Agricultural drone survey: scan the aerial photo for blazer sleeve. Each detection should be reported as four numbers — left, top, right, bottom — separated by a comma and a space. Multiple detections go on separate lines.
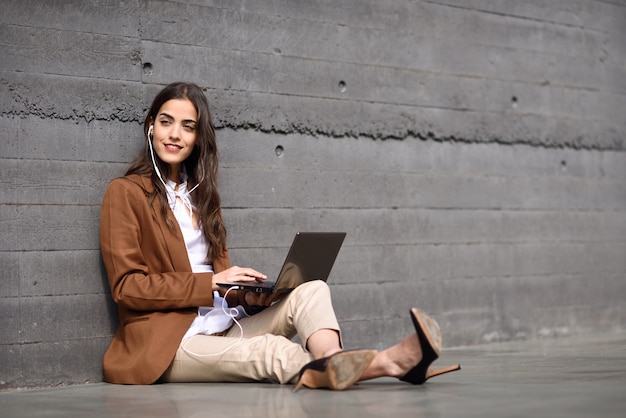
100, 177, 215, 311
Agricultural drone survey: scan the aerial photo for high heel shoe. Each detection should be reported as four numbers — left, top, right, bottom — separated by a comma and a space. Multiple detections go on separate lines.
400, 308, 461, 384
294, 349, 377, 391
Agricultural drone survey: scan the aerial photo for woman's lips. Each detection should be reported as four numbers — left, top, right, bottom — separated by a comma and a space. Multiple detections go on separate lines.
164, 144, 183, 152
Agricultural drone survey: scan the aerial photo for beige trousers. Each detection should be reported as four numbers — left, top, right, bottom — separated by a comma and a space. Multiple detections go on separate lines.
160, 280, 342, 384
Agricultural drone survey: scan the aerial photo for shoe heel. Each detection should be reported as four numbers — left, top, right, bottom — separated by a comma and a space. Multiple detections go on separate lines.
425, 364, 461, 382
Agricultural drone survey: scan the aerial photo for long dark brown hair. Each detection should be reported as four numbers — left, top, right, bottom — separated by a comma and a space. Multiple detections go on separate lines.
126, 82, 227, 259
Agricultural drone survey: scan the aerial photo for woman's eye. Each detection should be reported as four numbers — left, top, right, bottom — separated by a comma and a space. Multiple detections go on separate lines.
159, 120, 170, 126
184, 125, 196, 131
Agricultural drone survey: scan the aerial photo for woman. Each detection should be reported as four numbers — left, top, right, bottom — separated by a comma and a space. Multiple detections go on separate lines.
99, 81, 460, 389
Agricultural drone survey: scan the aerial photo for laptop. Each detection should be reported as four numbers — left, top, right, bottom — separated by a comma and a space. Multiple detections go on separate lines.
217, 232, 346, 294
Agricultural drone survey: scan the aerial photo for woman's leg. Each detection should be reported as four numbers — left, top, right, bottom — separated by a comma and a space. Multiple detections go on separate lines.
161, 280, 343, 384
232, 280, 343, 358
161, 333, 312, 384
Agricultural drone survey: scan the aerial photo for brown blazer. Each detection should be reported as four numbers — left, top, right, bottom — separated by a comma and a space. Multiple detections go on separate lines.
100, 174, 244, 384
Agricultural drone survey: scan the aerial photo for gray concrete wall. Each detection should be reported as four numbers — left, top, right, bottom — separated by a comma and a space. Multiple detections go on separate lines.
1, 0, 624, 389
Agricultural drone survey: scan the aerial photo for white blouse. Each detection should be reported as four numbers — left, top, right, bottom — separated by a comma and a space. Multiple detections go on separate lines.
163, 177, 247, 341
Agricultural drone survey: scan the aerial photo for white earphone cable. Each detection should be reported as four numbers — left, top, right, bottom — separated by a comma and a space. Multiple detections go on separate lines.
147, 125, 200, 211
180, 286, 244, 358
149, 125, 236, 358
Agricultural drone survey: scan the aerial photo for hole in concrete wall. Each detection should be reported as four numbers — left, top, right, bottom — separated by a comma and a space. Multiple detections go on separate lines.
275, 145, 284, 157
561, 160, 567, 172
143, 62, 154, 76
338, 80, 347, 93
511, 96, 518, 108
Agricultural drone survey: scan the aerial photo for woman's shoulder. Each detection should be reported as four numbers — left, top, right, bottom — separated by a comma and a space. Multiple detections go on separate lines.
107, 174, 154, 194
101, 174, 160, 219
102, 174, 157, 212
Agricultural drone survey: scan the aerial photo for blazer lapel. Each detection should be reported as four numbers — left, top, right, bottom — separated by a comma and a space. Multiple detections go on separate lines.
138, 175, 193, 273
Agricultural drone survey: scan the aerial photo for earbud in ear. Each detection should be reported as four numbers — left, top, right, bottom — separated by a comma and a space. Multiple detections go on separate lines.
147, 125, 154, 138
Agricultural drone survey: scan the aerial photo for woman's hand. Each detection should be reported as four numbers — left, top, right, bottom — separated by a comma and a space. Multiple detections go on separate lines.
211, 266, 282, 314
211, 266, 267, 290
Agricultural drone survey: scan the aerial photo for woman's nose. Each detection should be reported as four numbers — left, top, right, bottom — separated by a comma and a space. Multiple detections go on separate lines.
169, 124, 182, 140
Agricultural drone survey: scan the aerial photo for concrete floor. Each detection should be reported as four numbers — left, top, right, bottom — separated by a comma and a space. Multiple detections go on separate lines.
1, 332, 625, 418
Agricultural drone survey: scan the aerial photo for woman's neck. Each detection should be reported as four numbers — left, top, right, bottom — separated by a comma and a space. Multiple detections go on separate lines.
168, 164, 181, 184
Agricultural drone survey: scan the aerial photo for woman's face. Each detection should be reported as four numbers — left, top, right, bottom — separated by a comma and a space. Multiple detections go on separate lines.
151, 98, 198, 181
